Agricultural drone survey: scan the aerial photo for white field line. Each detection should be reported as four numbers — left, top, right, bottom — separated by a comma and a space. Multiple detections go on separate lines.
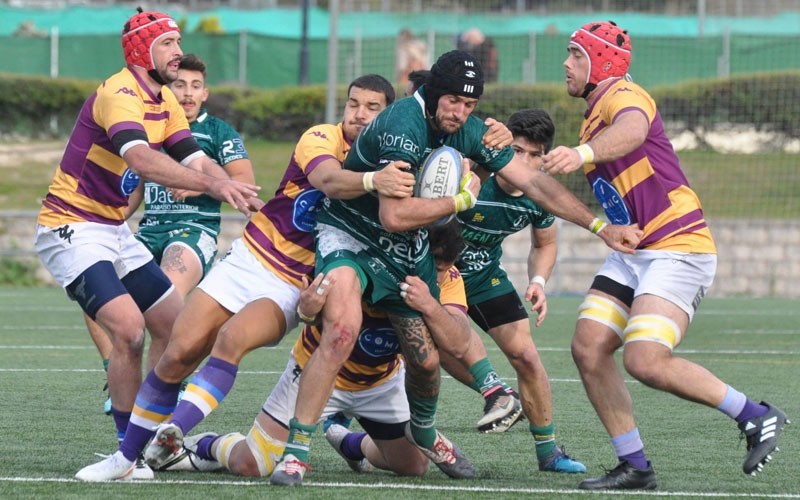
0, 476, 799, 497
1, 345, 798, 356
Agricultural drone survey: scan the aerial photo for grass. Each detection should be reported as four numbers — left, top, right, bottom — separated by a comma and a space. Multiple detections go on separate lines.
2, 140, 799, 218
0, 287, 798, 499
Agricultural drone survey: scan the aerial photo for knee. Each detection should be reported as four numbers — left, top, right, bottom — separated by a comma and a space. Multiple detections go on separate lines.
158, 334, 211, 375
506, 344, 542, 373
406, 351, 440, 375
214, 325, 245, 362
570, 334, 606, 373
228, 450, 262, 478
110, 321, 146, 354
397, 458, 429, 477
570, 335, 590, 368
622, 348, 664, 387
319, 321, 359, 362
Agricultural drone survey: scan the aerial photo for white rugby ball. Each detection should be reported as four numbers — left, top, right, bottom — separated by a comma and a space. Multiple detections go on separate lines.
414, 146, 463, 225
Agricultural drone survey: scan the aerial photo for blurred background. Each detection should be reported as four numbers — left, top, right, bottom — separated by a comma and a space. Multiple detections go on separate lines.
1, 0, 798, 297
3, 1, 800, 89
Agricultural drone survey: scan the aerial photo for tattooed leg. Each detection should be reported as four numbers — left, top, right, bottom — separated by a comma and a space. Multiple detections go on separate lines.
390, 315, 440, 447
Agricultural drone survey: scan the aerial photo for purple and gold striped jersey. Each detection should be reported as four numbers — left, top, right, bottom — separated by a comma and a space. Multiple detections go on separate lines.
580, 78, 716, 254
292, 265, 468, 392
242, 123, 350, 288
38, 67, 193, 227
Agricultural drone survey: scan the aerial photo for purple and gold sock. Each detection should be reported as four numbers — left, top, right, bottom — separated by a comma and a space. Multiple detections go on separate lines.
170, 357, 238, 434
120, 370, 181, 461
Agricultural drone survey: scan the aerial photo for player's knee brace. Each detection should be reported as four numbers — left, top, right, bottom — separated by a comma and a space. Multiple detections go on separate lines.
578, 294, 630, 341
622, 314, 682, 350
121, 259, 174, 313
246, 419, 286, 477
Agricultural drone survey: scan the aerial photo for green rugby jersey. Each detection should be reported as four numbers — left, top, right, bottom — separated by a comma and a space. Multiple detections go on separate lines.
456, 174, 554, 280
318, 89, 514, 270
139, 109, 249, 237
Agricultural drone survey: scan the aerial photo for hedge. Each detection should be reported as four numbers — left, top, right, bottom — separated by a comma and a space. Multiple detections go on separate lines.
2, 71, 799, 144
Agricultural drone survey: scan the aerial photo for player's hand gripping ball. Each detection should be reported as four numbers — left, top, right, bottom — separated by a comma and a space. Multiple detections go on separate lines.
414, 145, 463, 226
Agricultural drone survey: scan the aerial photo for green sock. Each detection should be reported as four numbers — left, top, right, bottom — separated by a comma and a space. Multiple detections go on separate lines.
407, 394, 438, 448
530, 423, 557, 461
102, 358, 109, 372
467, 358, 505, 396
282, 418, 318, 464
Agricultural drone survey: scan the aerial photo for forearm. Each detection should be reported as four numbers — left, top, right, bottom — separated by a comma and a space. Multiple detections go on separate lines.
380, 196, 455, 233
318, 169, 372, 199
125, 146, 213, 193
524, 174, 595, 229
581, 112, 648, 163
528, 244, 557, 281
124, 183, 144, 220
226, 159, 256, 185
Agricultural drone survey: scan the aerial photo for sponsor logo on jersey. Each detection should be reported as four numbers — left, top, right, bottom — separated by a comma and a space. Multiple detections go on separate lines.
358, 326, 400, 357
120, 168, 141, 196
115, 87, 138, 97
592, 177, 632, 225
377, 131, 420, 156
292, 188, 325, 232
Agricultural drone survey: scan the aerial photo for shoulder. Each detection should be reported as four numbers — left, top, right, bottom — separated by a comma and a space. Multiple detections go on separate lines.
202, 112, 241, 135
453, 115, 490, 148
97, 68, 139, 99
607, 80, 654, 107
378, 97, 425, 128
298, 123, 342, 144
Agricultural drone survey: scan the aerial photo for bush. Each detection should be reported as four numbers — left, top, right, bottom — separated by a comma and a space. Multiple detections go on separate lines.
0, 73, 97, 137
2, 71, 800, 144
0, 257, 44, 286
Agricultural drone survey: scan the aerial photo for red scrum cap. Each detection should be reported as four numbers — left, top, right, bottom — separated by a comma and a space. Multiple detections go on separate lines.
122, 7, 180, 72
569, 21, 631, 87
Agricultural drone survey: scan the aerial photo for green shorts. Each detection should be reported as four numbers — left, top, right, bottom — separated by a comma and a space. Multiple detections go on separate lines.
462, 259, 516, 305
135, 225, 218, 277
315, 247, 439, 318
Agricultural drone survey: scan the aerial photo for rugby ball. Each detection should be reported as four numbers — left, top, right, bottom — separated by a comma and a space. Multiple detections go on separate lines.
414, 146, 463, 225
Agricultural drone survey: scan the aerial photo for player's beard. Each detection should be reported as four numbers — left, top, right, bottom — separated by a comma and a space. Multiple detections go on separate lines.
157, 58, 181, 84
432, 114, 464, 135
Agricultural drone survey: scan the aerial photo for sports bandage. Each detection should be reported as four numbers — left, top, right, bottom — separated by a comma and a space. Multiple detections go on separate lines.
297, 304, 317, 324
575, 143, 595, 164
452, 172, 477, 212
247, 420, 287, 477
589, 217, 608, 235
362, 172, 376, 192
529, 275, 547, 288
213, 432, 246, 472
623, 314, 683, 350
578, 294, 630, 340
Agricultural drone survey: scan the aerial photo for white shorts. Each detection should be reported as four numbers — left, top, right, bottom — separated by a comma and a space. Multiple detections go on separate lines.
35, 222, 153, 287
598, 250, 717, 321
197, 238, 300, 333
263, 352, 409, 426
315, 223, 368, 259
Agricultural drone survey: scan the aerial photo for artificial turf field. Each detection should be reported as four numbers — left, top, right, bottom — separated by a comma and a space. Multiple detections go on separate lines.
0, 286, 797, 499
